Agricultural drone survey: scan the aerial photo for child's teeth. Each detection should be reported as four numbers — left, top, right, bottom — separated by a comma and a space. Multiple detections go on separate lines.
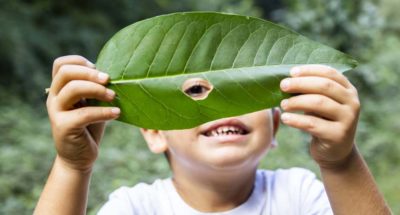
206, 125, 246, 137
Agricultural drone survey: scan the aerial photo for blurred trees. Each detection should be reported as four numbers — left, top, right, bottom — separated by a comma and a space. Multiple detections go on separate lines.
0, 0, 399, 214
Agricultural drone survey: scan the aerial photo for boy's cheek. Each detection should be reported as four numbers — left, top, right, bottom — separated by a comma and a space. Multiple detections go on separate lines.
162, 129, 200, 146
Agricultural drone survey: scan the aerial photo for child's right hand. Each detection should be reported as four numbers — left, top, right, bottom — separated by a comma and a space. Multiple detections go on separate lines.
46, 55, 120, 172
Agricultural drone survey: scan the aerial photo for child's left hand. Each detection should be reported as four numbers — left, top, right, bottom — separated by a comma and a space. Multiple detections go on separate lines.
279, 65, 360, 169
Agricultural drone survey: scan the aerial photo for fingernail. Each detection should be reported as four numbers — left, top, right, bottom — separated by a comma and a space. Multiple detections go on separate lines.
281, 113, 290, 122
290, 67, 300, 76
111, 107, 120, 115
86, 61, 96, 68
106, 89, 115, 99
280, 99, 288, 109
280, 79, 290, 91
98, 72, 109, 82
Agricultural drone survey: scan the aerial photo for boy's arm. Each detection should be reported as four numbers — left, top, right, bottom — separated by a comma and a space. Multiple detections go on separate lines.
34, 56, 120, 215
320, 146, 391, 215
279, 65, 391, 215
34, 156, 92, 215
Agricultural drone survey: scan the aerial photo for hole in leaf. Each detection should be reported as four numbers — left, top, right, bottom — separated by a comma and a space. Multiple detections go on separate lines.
182, 78, 213, 100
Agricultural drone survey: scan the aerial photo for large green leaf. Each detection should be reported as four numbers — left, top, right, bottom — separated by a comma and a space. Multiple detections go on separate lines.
96, 12, 357, 130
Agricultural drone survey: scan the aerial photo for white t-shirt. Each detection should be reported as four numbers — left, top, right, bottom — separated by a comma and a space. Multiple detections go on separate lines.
98, 168, 333, 215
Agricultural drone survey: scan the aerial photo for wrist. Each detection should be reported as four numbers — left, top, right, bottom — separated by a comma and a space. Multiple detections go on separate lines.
55, 156, 94, 176
317, 145, 358, 172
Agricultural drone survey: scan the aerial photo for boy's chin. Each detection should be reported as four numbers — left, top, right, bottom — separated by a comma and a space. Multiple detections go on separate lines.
202, 149, 265, 171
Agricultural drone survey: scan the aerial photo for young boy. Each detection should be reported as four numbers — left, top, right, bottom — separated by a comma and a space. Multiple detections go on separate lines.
34, 55, 391, 214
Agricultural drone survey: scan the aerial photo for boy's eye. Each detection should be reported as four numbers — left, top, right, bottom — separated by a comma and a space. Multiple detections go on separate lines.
181, 78, 213, 100
184, 84, 209, 97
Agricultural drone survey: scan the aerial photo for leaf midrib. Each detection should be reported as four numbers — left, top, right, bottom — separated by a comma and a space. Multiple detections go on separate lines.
109, 63, 350, 84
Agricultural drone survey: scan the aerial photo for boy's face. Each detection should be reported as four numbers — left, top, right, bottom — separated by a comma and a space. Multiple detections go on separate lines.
141, 109, 279, 172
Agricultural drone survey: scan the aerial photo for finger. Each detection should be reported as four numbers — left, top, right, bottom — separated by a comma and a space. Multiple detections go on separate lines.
280, 76, 350, 104
280, 94, 342, 120
52, 55, 95, 78
51, 65, 109, 95
64, 106, 120, 128
281, 112, 340, 140
290, 65, 352, 89
57, 80, 115, 110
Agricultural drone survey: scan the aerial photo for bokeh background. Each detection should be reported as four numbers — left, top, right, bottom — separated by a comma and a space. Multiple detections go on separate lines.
1, 0, 399, 214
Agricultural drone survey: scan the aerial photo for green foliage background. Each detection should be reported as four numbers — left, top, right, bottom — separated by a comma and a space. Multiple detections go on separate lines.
0, 0, 399, 214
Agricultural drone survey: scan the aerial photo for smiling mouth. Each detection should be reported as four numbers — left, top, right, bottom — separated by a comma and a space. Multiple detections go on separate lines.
202, 125, 249, 137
